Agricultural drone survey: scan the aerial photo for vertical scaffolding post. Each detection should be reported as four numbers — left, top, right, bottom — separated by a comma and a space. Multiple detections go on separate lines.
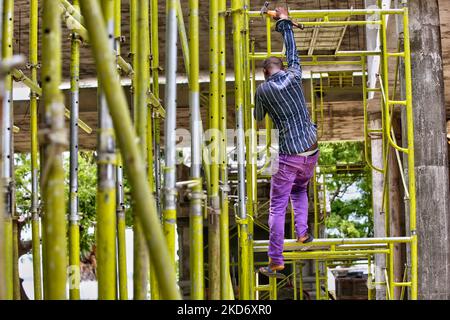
135, 0, 151, 300
1, 0, 13, 300
68, 0, 81, 301
0, 0, 5, 299
401, 6, 417, 300
243, 0, 256, 299
29, 0, 42, 301
188, 0, 204, 300
208, 0, 221, 300
79, 0, 181, 300
41, 0, 67, 300
97, 0, 117, 300
114, 0, 128, 301
176, 0, 190, 79
218, 0, 232, 300
150, 0, 161, 300
163, 0, 178, 268
232, 0, 249, 300
129, 0, 147, 300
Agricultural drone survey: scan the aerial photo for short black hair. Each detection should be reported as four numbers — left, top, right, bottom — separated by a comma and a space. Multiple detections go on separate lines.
262, 56, 283, 70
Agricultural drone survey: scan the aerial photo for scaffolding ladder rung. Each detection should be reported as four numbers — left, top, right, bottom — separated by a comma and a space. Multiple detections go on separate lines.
388, 100, 407, 106
393, 282, 412, 287
387, 52, 405, 58
255, 285, 272, 291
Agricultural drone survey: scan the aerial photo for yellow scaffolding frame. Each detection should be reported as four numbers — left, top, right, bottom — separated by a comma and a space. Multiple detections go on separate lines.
243, 3, 417, 300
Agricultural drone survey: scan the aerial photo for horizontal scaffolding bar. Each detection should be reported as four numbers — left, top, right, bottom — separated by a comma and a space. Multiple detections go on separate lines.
254, 237, 413, 253
283, 249, 389, 260
301, 20, 381, 27
11, 68, 93, 134
249, 9, 405, 19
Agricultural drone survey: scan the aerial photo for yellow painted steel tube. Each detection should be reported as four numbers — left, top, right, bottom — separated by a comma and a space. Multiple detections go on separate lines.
79, 0, 181, 299
176, 0, 190, 79
96, 0, 117, 300
254, 236, 412, 249
401, 7, 418, 300
232, 0, 250, 300
243, 0, 256, 299
113, 0, 128, 301
96, 187, 117, 299
29, 0, 42, 301
68, 223, 80, 299
60, 0, 84, 25
188, 0, 204, 300
362, 57, 384, 173
1, 0, 14, 299
380, 16, 408, 155
131, 0, 149, 300
249, 9, 405, 18
208, 0, 221, 300
10, 68, 92, 134
162, 0, 179, 277
2, 218, 13, 299
149, 0, 161, 301
218, 0, 232, 300
116, 194, 128, 300
0, 116, 4, 300
283, 249, 390, 260
41, 0, 68, 300
68, 0, 81, 301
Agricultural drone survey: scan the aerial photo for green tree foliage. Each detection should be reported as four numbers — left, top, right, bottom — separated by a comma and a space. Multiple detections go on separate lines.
318, 141, 373, 238
15, 151, 133, 257
64, 152, 97, 254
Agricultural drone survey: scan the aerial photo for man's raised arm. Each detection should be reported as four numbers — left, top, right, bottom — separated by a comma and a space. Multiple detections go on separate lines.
275, 18, 302, 77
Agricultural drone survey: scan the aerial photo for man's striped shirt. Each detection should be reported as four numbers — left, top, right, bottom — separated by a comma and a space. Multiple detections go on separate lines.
254, 19, 317, 155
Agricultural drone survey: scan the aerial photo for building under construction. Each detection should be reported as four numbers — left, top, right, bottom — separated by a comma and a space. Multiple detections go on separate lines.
0, 0, 449, 300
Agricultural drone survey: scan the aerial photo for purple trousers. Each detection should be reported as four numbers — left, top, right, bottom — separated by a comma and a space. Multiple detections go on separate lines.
268, 152, 319, 266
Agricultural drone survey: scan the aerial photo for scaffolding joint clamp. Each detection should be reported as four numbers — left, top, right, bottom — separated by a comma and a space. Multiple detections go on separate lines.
235, 215, 248, 225
26, 62, 41, 70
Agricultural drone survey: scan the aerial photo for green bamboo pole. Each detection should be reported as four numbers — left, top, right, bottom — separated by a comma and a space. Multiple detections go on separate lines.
135, 0, 151, 300
188, 0, 204, 300
96, 0, 117, 300
68, 0, 81, 300
29, 0, 42, 300
149, 0, 161, 300
208, 0, 221, 300
79, 0, 181, 300
114, 0, 128, 301
218, 0, 232, 300
163, 0, 178, 273
41, 0, 68, 300
231, 0, 250, 300
129, 0, 149, 300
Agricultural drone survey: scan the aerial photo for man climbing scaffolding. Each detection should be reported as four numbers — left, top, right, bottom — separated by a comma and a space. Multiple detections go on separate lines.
254, 6, 319, 277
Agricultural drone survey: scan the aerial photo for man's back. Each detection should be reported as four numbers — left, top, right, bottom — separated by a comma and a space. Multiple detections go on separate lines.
255, 19, 317, 155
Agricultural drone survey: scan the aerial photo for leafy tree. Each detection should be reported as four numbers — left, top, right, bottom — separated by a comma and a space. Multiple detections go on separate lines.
318, 141, 373, 238
15, 151, 134, 257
